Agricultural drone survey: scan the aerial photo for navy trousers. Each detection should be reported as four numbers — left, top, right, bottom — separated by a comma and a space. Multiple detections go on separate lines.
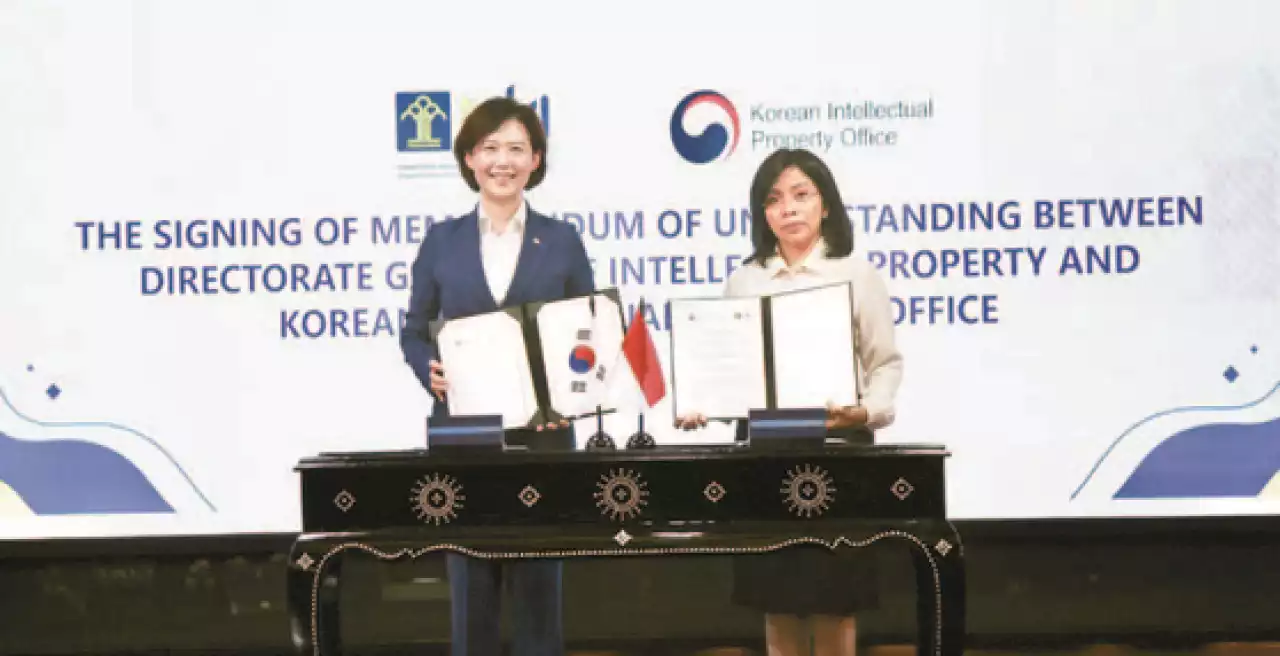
447, 553, 564, 656
448, 426, 569, 656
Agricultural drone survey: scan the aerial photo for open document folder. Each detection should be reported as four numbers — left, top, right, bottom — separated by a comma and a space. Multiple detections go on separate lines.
668, 281, 860, 420
429, 289, 626, 430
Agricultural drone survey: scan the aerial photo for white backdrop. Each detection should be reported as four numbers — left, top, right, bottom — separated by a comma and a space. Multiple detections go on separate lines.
2, 0, 1279, 538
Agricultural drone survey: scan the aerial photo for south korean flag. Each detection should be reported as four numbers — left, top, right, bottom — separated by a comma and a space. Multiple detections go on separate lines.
537, 293, 623, 419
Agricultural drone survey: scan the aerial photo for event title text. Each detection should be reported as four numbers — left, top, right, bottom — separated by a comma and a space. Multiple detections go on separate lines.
73, 195, 1204, 339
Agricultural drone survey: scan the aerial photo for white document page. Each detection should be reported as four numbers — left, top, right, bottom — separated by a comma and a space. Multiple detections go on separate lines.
437, 312, 540, 429
535, 293, 625, 418
769, 282, 859, 409
669, 297, 768, 419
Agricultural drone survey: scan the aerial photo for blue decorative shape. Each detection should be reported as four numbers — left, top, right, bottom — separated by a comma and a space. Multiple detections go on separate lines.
26, 365, 34, 372
0, 431, 174, 514
0, 386, 215, 512
1224, 366, 1239, 383
46, 384, 62, 399
1072, 380, 1280, 500
1252, 345, 1260, 354
1114, 417, 1280, 498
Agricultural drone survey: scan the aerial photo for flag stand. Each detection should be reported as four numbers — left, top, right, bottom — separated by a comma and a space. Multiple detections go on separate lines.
582, 292, 616, 451
585, 404, 616, 451
622, 295, 660, 450
626, 410, 656, 449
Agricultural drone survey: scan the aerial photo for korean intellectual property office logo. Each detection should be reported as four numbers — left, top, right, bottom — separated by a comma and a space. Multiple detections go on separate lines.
397, 91, 452, 152
669, 89, 740, 164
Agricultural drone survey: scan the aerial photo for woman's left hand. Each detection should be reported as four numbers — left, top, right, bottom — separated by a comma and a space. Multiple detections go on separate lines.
535, 419, 572, 431
825, 402, 869, 429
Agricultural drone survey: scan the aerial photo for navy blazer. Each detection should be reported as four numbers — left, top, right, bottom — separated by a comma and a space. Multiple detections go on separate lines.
399, 208, 595, 412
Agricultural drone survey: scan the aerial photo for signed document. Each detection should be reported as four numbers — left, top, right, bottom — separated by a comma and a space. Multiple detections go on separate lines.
667, 282, 859, 418
769, 282, 859, 409
429, 289, 627, 430
669, 296, 769, 419
436, 311, 541, 429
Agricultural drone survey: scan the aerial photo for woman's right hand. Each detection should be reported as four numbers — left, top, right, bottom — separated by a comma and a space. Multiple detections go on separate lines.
674, 412, 707, 431
429, 360, 449, 401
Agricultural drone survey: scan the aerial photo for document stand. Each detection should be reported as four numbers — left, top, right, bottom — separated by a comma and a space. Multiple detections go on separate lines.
425, 415, 505, 453
746, 408, 827, 450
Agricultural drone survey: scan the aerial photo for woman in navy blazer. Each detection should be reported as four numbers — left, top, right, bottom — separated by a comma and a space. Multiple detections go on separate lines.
400, 96, 593, 656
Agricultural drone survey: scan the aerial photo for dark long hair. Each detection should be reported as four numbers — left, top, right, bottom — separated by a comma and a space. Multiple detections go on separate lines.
745, 148, 853, 265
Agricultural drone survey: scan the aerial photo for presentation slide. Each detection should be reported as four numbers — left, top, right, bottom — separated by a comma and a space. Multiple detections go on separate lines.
2, 0, 1278, 538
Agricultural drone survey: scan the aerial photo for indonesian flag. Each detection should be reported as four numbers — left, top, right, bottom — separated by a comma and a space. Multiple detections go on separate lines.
609, 300, 667, 408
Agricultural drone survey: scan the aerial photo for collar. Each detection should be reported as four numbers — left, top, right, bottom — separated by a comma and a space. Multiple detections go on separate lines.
477, 200, 527, 236
763, 238, 833, 278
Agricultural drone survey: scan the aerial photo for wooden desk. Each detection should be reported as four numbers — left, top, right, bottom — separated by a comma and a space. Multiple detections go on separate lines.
286, 444, 964, 655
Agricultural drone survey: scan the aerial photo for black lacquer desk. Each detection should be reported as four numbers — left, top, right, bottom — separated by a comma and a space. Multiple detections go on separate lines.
286, 444, 964, 655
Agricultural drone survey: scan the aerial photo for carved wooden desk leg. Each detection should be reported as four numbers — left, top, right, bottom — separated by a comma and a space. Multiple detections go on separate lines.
288, 545, 346, 656
908, 527, 966, 656
287, 552, 313, 656
936, 529, 966, 656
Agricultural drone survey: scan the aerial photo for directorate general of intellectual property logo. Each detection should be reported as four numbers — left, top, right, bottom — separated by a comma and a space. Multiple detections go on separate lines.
397, 91, 453, 153
669, 89, 740, 165
395, 86, 550, 181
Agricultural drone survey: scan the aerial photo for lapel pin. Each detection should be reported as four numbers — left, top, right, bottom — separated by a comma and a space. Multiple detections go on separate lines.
533, 237, 541, 245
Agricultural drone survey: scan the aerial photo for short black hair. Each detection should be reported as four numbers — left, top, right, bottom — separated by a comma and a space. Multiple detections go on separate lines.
452, 96, 548, 192
745, 148, 854, 265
